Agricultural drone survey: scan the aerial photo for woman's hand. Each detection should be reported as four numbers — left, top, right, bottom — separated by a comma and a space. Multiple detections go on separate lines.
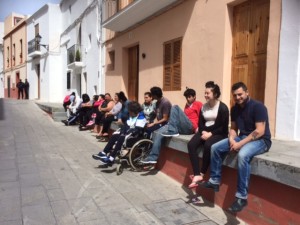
201, 131, 212, 140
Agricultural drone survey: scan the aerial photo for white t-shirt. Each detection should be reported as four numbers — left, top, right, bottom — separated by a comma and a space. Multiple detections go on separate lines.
202, 101, 220, 127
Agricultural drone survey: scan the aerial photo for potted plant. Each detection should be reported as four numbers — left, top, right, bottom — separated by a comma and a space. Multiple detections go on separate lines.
75, 49, 81, 61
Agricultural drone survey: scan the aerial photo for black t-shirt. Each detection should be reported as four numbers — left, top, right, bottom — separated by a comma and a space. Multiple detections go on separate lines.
231, 98, 272, 149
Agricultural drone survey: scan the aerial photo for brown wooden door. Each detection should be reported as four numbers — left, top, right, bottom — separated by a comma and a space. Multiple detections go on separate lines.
231, 0, 270, 103
128, 46, 139, 101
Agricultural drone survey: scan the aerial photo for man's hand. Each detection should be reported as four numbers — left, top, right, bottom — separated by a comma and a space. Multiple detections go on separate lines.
147, 122, 155, 128
230, 140, 242, 152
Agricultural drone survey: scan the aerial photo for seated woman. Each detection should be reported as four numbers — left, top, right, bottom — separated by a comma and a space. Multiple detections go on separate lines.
84, 94, 105, 129
92, 101, 147, 166
94, 93, 115, 138
97, 92, 124, 141
187, 81, 229, 188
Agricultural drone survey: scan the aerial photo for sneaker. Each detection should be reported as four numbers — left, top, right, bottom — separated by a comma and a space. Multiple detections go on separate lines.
100, 156, 114, 165
161, 130, 179, 137
140, 158, 157, 164
92, 152, 107, 160
200, 181, 220, 192
228, 198, 248, 213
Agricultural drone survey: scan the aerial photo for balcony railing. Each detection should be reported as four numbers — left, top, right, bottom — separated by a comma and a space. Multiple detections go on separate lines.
67, 44, 82, 65
103, 0, 135, 22
28, 38, 40, 54
102, 0, 181, 32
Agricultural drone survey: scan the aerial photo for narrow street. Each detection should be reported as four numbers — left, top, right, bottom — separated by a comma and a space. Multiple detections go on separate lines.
0, 99, 244, 225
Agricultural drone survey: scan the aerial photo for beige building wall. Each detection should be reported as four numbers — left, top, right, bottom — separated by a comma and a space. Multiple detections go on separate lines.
3, 13, 27, 98
104, 0, 281, 135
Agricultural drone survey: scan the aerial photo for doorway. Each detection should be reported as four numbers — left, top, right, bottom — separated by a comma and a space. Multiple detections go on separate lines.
128, 45, 139, 101
231, 0, 270, 103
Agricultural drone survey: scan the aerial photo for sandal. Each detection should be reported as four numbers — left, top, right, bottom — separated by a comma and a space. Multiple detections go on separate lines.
188, 175, 204, 189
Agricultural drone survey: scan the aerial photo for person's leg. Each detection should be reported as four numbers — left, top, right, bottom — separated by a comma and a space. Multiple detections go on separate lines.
109, 134, 126, 158
200, 135, 226, 175
236, 137, 268, 199
187, 132, 202, 175
142, 125, 167, 163
208, 138, 231, 185
102, 133, 119, 154
102, 115, 115, 135
166, 105, 193, 135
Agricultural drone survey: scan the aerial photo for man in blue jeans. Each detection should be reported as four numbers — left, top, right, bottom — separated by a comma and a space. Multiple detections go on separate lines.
201, 82, 271, 213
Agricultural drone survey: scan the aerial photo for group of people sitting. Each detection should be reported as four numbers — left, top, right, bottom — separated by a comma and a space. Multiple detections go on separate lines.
62, 81, 272, 213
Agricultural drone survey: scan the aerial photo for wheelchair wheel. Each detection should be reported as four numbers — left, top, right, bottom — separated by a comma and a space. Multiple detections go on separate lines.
129, 139, 153, 171
116, 164, 124, 175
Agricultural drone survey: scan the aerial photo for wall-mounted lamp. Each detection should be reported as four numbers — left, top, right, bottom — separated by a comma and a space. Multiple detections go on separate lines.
142, 53, 146, 59
35, 33, 49, 51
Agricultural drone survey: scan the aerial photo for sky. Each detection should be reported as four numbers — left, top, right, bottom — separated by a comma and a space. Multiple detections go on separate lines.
0, 0, 61, 22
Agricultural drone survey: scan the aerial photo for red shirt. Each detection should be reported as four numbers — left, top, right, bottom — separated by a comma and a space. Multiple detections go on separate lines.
184, 101, 202, 132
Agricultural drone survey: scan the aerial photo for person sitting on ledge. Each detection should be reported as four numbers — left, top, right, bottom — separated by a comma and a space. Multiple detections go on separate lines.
141, 88, 202, 164
187, 81, 229, 189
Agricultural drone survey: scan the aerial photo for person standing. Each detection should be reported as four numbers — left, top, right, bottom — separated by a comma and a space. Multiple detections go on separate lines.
201, 82, 271, 213
24, 79, 30, 99
187, 81, 229, 188
16, 79, 24, 99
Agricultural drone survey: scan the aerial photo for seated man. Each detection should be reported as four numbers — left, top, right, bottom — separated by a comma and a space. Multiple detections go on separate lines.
92, 101, 147, 166
141, 88, 202, 164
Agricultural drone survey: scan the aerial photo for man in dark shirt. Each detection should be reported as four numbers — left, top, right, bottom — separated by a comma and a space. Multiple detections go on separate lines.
141, 86, 172, 164
16, 79, 24, 99
201, 82, 271, 213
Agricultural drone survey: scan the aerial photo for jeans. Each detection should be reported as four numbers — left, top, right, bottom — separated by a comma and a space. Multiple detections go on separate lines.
168, 105, 193, 134
209, 135, 269, 199
146, 125, 168, 161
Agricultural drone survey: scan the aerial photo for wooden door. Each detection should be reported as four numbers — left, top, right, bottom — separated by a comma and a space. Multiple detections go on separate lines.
128, 46, 139, 101
231, 0, 270, 103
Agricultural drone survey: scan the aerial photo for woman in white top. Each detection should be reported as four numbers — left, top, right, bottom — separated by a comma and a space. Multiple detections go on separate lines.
187, 81, 229, 188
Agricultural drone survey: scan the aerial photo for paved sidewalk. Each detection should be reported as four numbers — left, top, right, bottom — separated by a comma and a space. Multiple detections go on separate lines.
0, 99, 247, 225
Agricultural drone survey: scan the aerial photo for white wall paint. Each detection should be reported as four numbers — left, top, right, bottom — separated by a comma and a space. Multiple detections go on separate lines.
276, 0, 300, 140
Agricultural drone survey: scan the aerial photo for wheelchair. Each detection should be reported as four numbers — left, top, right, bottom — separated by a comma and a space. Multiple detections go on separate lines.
114, 132, 153, 175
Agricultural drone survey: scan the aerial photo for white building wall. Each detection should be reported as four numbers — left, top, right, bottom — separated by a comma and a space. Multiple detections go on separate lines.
60, 0, 101, 99
27, 4, 62, 102
276, 0, 300, 140
0, 22, 4, 98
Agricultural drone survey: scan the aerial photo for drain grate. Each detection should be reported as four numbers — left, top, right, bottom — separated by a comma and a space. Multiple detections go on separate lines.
145, 198, 218, 225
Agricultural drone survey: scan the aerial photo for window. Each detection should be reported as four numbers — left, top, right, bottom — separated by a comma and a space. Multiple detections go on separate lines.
107, 50, 115, 71
13, 44, 15, 65
20, 39, 23, 62
67, 72, 71, 89
14, 17, 22, 25
7, 46, 9, 67
163, 37, 182, 91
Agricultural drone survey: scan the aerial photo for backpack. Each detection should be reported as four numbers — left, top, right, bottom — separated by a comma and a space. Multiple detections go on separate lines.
63, 95, 71, 103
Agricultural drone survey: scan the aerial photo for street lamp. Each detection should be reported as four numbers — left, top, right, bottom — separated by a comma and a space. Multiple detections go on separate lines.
35, 34, 49, 51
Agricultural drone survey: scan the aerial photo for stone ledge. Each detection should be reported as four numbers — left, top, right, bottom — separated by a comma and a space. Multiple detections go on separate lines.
164, 134, 300, 190
113, 122, 300, 189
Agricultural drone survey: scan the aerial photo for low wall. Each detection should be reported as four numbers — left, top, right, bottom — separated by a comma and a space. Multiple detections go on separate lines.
157, 135, 300, 225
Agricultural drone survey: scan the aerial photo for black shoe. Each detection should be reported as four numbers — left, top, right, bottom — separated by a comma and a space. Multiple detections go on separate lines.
61, 120, 67, 124
63, 121, 69, 126
200, 181, 220, 192
228, 198, 248, 213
